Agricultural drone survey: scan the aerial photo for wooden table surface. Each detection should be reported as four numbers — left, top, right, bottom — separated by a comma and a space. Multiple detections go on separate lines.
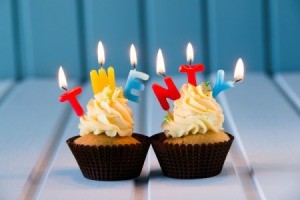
0, 72, 299, 200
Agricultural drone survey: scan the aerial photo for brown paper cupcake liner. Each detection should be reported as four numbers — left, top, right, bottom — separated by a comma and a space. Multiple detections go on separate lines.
151, 132, 234, 179
67, 133, 150, 181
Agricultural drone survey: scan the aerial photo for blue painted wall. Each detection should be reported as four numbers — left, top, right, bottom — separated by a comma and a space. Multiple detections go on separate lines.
207, 0, 265, 72
0, 0, 16, 78
0, 0, 299, 80
83, 0, 143, 78
269, 0, 300, 72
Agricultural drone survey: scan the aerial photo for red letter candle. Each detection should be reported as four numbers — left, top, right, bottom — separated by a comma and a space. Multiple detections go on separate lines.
58, 67, 84, 116
152, 49, 180, 111
179, 43, 204, 86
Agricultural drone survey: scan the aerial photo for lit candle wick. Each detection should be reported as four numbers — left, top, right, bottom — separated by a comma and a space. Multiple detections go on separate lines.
186, 43, 194, 66
233, 58, 244, 84
130, 44, 137, 71
98, 41, 105, 68
234, 79, 242, 83
62, 86, 68, 91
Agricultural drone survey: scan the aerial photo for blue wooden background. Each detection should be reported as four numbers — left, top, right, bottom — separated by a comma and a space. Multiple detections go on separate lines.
0, 0, 299, 80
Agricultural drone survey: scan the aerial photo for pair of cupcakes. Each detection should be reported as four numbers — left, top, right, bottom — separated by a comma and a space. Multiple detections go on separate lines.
67, 83, 233, 180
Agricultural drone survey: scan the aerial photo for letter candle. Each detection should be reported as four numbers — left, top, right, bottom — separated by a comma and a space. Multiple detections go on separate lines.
124, 44, 149, 102
212, 58, 245, 98
90, 41, 116, 95
58, 66, 84, 116
179, 43, 204, 86
152, 49, 181, 111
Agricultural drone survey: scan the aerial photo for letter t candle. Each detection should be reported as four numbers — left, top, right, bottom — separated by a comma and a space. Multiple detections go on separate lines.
58, 66, 84, 116
152, 49, 180, 111
179, 43, 204, 86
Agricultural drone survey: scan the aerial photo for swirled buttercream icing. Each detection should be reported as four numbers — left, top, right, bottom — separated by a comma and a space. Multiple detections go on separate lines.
162, 83, 224, 138
79, 86, 134, 137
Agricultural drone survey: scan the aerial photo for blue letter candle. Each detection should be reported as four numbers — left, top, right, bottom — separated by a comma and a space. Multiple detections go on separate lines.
212, 70, 234, 98
124, 70, 149, 102
124, 44, 149, 102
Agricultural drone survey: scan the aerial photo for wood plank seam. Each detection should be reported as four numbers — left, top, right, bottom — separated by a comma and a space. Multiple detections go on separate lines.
274, 74, 300, 114
0, 81, 16, 108
20, 106, 73, 200
131, 82, 152, 200
209, 73, 265, 199
217, 93, 266, 200
19, 80, 81, 199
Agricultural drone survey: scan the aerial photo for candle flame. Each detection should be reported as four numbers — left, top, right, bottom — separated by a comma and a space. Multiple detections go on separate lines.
234, 58, 245, 81
156, 49, 166, 75
130, 44, 137, 67
186, 42, 194, 63
58, 66, 67, 90
97, 41, 105, 66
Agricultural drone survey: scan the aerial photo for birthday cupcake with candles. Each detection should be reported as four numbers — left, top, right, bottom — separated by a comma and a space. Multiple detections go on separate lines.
60, 42, 150, 181
151, 44, 244, 179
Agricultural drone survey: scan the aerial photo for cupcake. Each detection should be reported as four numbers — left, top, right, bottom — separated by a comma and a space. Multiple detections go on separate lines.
67, 86, 150, 181
151, 82, 234, 179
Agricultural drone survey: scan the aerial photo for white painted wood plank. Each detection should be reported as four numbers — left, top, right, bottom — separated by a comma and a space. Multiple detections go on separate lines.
147, 76, 246, 200
0, 79, 76, 200
209, 74, 263, 199
0, 79, 14, 99
280, 72, 300, 98
38, 79, 149, 200
274, 73, 300, 112
223, 73, 300, 199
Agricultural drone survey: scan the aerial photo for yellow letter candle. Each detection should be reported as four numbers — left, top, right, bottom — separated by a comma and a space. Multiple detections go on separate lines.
90, 41, 116, 95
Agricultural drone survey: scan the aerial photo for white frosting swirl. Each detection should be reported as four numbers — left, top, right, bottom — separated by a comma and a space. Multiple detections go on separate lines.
79, 86, 134, 137
162, 83, 224, 138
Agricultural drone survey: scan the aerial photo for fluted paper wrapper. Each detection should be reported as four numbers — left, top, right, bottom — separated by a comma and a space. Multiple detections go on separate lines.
151, 132, 234, 179
67, 133, 150, 181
